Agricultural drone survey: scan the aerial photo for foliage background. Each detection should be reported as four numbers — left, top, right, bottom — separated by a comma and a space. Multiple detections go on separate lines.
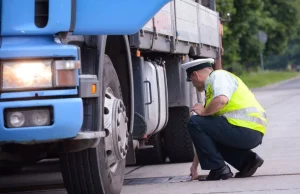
216, 0, 300, 74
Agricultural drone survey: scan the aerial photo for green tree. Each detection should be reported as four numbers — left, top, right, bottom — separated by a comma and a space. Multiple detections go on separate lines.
262, 0, 300, 55
216, 0, 238, 69
265, 26, 300, 70
216, 0, 300, 71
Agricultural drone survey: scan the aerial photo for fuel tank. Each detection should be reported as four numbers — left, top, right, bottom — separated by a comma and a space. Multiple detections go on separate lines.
1, 0, 171, 36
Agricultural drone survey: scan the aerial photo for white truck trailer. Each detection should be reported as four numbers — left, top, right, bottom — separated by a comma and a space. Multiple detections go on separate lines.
128, 0, 223, 165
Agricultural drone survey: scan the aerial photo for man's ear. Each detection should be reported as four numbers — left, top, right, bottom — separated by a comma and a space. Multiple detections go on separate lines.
193, 71, 198, 78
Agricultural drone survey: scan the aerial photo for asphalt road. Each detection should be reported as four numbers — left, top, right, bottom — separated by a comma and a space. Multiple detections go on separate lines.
1, 77, 300, 194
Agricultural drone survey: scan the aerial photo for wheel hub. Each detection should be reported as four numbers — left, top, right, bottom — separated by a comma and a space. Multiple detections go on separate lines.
104, 88, 129, 173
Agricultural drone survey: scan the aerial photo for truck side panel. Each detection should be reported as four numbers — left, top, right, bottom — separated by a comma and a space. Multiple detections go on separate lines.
198, 4, 219, 47
143, 3, 174, 37
129, 1, 175, 53
175, 0, 199, 43
129, 0, 220, 57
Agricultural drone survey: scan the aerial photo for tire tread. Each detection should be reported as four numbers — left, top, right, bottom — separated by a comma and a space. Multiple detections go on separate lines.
163, 106, 194, 163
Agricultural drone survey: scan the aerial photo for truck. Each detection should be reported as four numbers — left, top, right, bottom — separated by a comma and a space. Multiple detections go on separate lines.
0, 0, 223, 193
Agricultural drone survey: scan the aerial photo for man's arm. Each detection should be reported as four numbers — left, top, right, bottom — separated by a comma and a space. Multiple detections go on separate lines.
201, 71, 238, 116
201, 95, 228, 116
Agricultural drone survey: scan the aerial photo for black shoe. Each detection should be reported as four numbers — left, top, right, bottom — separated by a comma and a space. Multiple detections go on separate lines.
235, 153, 264, 178
203, 165, 233, 181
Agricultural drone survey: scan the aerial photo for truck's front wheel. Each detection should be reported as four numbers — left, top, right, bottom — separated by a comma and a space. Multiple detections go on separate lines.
60, 55, 128, 194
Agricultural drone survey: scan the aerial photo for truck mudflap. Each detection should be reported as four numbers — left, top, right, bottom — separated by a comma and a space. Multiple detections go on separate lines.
0, 98, 83, 143
1, 0, 171, 36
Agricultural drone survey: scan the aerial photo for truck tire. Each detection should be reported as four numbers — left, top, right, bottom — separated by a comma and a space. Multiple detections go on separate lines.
163, 106, 194, 163
60, 54, 129, 194
135, 132, 166, 165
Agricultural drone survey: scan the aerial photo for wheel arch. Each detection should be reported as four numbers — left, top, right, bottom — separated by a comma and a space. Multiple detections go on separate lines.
103, 35, 134, 134
80, 35, 133, 134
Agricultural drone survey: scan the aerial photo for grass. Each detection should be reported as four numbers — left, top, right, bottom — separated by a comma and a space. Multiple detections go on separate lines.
239, 71, 300, 88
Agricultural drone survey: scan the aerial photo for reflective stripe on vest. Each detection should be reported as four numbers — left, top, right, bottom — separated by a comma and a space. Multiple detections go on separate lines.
221, 107, 267, 127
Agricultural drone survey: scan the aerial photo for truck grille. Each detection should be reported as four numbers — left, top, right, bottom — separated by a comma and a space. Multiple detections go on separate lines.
35, 0, 49, 28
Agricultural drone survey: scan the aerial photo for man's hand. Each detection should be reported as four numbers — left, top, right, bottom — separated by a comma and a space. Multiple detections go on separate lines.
189, 165, 199, 180
191, 103, 205, 115
189, 152, 200, 180
192, 96, 229, 116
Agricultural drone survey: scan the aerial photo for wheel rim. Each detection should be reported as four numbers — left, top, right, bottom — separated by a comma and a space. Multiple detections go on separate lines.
104, 87, 129, 173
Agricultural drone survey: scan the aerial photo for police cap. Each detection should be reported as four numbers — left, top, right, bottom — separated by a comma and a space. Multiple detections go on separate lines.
181, 58, 214, 81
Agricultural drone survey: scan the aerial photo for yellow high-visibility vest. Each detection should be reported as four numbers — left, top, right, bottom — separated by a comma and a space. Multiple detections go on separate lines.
205, 70, 267, 134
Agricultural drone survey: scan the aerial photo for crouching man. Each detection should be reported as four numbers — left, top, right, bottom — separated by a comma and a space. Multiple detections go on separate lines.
182, 58, 267, 181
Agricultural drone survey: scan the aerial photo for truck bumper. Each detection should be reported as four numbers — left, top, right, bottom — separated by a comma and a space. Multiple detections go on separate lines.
0, 98, 83, 143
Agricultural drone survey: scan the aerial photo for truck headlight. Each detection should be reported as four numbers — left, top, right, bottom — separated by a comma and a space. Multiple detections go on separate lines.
2, 60, 80, 90
2, 60, 52, 90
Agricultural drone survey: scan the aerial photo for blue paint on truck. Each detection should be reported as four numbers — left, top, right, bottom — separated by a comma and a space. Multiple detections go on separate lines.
73, 0, 171, 35
1, 0, 171, 36
0, 89, 78, 100
0, 36, 78, 59
0, 98, 83, 142
1, 0, 73, 35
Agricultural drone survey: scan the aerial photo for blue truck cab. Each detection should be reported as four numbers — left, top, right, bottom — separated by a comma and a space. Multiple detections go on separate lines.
0, 0, 171, 193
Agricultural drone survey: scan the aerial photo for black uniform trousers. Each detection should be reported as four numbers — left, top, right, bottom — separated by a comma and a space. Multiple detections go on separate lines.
187, 115, 263, 171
